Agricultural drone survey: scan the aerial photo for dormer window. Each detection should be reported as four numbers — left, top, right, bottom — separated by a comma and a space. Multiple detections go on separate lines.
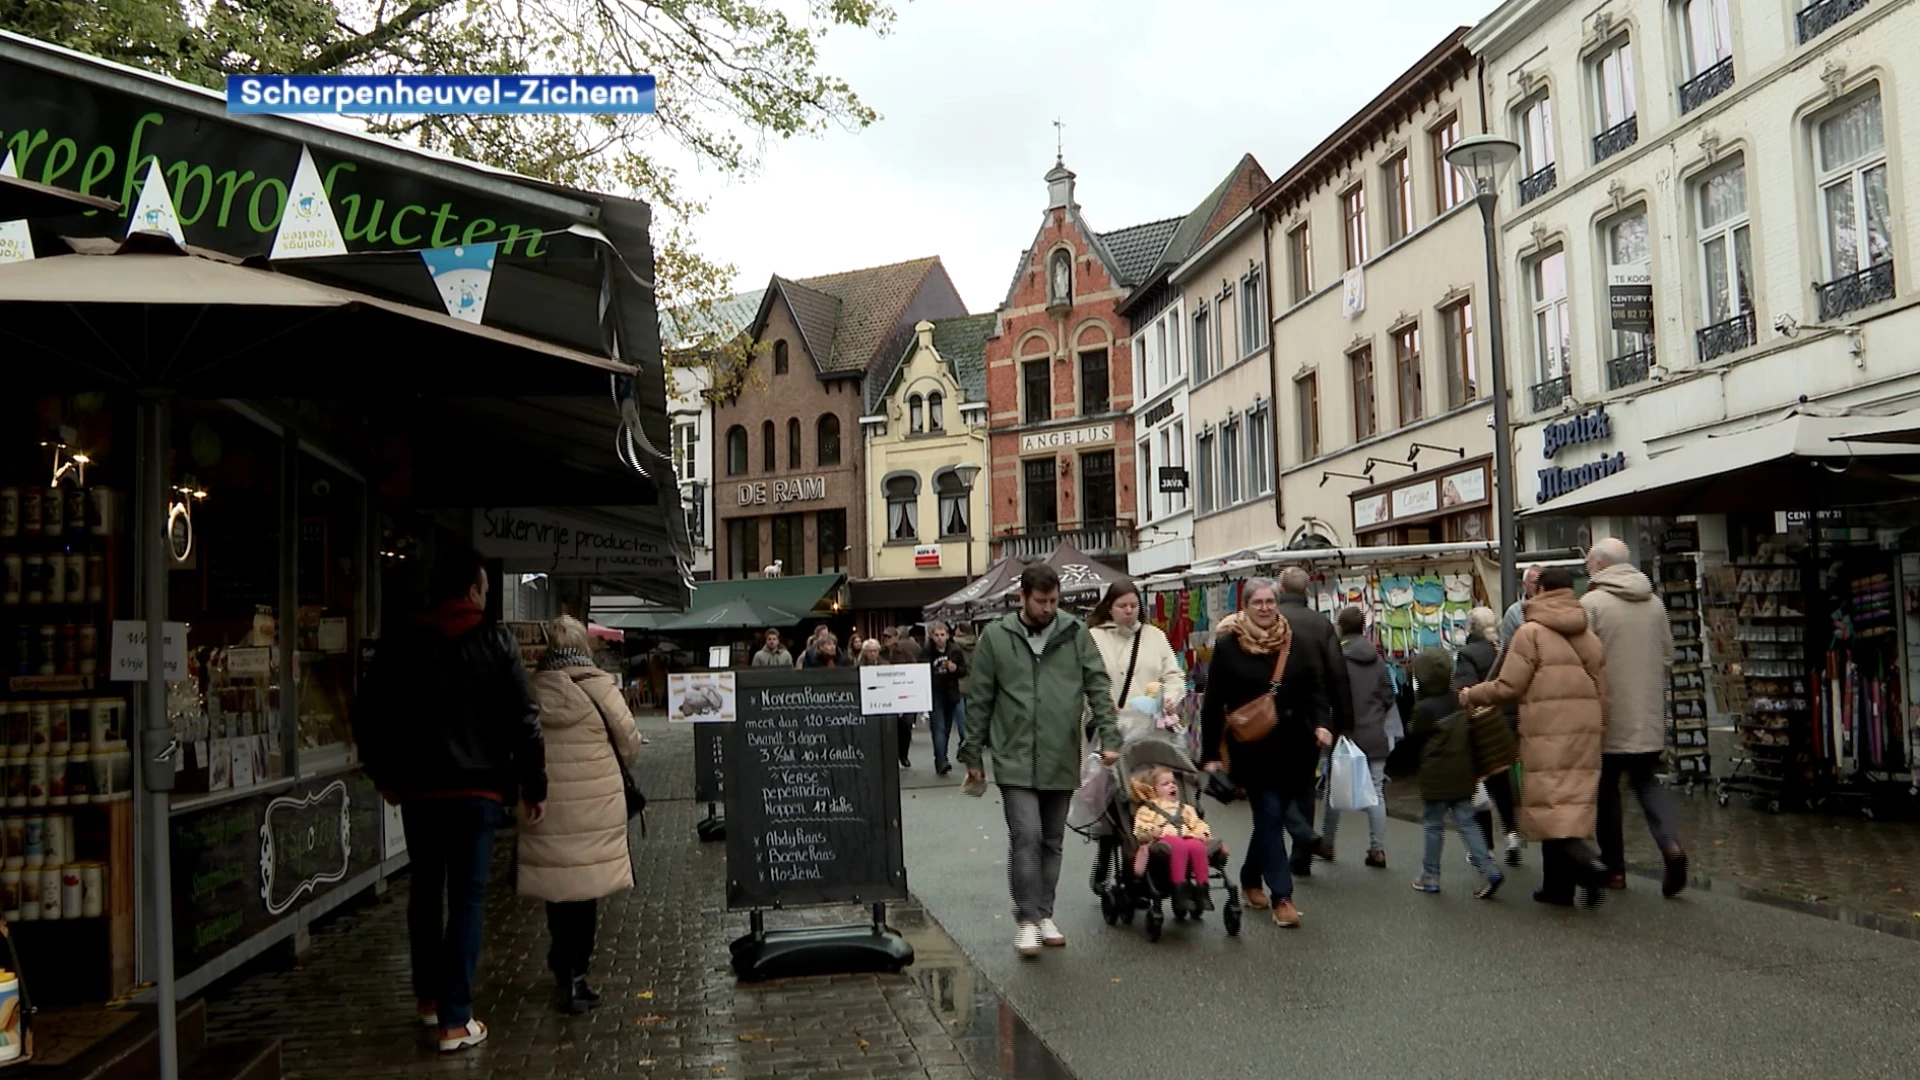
909, 393, 925, 434
928, 391, 944, 432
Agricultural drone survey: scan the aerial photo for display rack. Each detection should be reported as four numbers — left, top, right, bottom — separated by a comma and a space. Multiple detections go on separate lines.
1711, 559, 1814, 813
1659, 553, 1709, 792
0, 481, 136, 1004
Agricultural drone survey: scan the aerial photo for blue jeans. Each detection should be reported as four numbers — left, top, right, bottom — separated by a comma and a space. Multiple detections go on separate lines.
402, 797, 503, 1027
1323, 759, 1388, 853
1422, 799, 1496, 882
1241, 788, 1297, 902
929, 697, 965, 770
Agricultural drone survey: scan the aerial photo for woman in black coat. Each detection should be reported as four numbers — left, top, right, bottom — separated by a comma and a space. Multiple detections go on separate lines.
1453, 606, 1521, 867
1200, 577, 1332, 929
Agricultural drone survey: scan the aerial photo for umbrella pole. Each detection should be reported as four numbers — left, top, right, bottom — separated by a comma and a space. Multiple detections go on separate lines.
139, 396, 182, 1080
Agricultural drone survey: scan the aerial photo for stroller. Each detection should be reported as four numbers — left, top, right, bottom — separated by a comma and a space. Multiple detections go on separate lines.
1072, 735, 1243, 941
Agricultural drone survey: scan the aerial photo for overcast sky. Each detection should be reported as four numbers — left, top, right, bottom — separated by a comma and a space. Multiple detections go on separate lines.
676, 0, 1496, 311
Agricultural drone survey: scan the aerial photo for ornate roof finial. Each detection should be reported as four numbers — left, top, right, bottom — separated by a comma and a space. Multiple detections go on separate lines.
1053, 118, 1065, 165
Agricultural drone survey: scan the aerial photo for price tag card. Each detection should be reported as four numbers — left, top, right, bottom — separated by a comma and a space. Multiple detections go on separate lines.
859, 663, 931, 716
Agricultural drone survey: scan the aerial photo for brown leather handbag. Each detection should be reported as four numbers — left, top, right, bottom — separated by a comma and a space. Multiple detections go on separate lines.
1224, 637, 1292, 744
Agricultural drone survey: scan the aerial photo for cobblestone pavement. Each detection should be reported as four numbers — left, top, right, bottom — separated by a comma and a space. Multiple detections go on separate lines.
202, 713, 977, 1080
1383, 770, 1920, 929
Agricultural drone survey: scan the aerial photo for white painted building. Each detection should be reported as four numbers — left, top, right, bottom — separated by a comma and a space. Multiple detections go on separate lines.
660, 289, 764, 579
1467, 0, 1920, 554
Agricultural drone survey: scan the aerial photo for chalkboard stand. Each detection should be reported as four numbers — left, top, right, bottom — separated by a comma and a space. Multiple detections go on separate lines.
696, 801, 725, 842
729, 903, 912, 982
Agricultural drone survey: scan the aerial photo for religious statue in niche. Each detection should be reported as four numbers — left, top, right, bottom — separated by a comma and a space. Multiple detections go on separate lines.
1049, 250, 1072, 306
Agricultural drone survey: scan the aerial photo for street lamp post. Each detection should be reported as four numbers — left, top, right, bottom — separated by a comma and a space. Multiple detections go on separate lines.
952, 461, 982, 582
1445, 134, 1524, 611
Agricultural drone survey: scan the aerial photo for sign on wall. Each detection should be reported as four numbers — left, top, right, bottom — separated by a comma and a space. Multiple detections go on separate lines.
1537, 452, 1628, 503
1608, 263, 1652, 331
1541, 406, 1612, 460
1342, 267, 1366, 320
1019, 423, 1113, 453
912, 544, 941, 568
1441, 467, 1488, 507
1390, 481, 1439, 520
1353, 493, 1389, 530
1157, 467, 1189, 493
474, 506, 672, 573
736, 477, 827, 505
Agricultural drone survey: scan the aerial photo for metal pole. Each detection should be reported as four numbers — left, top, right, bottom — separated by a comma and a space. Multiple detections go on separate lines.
139, 396, 180, 1080
1477, 190, 1519, 611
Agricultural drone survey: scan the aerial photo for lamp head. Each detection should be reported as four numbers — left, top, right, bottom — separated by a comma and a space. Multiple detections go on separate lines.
1446, 135, 1523, 193
953, 462, 982, 490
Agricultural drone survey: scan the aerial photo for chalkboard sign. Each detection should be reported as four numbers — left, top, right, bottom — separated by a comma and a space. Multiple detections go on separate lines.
695, 721, 726, 803
723, 668, 906, 910
170, 769, 382, 973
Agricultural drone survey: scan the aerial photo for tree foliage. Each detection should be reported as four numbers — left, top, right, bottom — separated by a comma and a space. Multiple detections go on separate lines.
0, 0, 897, 381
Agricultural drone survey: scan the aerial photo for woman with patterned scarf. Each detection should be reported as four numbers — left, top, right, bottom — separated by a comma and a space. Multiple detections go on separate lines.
518, 616, 643, 1014
1198, 577, 1333, 929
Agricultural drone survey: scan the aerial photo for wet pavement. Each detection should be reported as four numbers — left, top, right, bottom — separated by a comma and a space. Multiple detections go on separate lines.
1382, 765, 1920, 932
201, 714, 1004, 1080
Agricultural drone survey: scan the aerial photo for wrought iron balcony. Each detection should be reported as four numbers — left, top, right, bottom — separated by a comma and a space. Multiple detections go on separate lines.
1679, 58, 1735, 115
1528, 374, 1572, 413
1517, 163, 1557, 206
1815, 260, 1895, 321
1797, 0, 1870, 44
995, 521, 1136, 561
1695, 311, 1756, 363
1606, 345, 1655, 390
1592, 115, 1639, 164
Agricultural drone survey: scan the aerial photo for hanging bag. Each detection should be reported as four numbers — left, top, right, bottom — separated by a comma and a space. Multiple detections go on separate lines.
573, 672, 648, 835
1224, 637, 1292, 744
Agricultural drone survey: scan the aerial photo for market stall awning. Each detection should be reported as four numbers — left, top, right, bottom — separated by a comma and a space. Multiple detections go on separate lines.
923, 557, 1024, 621
1521, 410, 1920, 518
681, 573, 844, 615
977, 541, 1127, 611
0, 172, 119, 219
654, 598, 808, 632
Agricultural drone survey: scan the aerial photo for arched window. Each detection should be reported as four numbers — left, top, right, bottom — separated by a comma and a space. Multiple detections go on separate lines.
761, 420, 775, 472
773, 339, 790, 375
927, 391, 945, 432
787, 418, 801, 468
817, 413, 841, 466
935, 466, 970, 538
908, 393, 925, 434
725, 425, 748, 476
884, 473, 920, 542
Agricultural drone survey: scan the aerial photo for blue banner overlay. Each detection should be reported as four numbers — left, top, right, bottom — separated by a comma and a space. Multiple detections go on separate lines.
227, 74, 656, 115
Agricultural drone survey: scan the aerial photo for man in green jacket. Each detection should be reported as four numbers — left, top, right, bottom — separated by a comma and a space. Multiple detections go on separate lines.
960, 564, 1121, 957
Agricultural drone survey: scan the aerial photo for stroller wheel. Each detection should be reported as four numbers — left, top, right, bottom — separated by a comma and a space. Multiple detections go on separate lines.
1223, 903, 1242, 937
1145, 911, 1164, 942
1100, 887, 1119, 926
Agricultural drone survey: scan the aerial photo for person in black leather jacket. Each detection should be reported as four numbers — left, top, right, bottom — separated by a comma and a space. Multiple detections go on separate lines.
355, 549, 546, 1053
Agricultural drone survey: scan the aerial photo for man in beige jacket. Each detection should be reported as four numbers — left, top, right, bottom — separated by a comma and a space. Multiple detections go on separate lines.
1582, 538, 1687, 897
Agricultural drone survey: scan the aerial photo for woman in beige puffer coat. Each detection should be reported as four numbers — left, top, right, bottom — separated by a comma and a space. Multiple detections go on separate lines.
519, 616, 642, 1012
1460, 567, 1611, 910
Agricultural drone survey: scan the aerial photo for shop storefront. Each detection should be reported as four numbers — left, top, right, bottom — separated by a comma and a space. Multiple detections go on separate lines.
1524, 408, 1920, 817
1348, 456, 1495, 547
0, 32, 682, 1073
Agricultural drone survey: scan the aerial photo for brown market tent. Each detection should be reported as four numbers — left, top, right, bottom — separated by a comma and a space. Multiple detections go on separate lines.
978, 540, 1129, 613
923, 556, 1023, 623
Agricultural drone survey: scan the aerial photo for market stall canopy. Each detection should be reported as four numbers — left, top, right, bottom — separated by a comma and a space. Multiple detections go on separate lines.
646, 573, 846, 632
0, 172, 119, 219
922, 557, 1024, 622
979, 541, 1127, 611
653, 598, 807, 632
1521, 410, 1920, 518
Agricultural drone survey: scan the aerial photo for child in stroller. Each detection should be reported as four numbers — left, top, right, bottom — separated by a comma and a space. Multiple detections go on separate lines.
1084, 737, 1244, 940
1131, 766, 1220, 917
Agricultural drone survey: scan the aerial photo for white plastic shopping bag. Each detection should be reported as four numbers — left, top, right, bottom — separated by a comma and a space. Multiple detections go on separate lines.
1327, 737, 1379, 812
1066, 752, 1111, 828
1472, 780, 1493, 811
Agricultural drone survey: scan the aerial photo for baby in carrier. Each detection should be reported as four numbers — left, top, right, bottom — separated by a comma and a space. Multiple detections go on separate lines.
1130, 766, 1222, 915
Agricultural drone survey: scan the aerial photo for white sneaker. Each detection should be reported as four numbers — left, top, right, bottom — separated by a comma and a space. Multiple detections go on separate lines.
1014, 921, 1043, 956
1038, 918, 1066, 946
1506, 832, 1525, 866
437, 1019, 488, 1052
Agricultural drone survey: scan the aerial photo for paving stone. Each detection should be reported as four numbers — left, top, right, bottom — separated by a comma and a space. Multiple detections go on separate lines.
203, 713, 977, 1080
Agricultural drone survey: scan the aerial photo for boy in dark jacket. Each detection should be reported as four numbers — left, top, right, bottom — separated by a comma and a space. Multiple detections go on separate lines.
1408, 648, 1504, 899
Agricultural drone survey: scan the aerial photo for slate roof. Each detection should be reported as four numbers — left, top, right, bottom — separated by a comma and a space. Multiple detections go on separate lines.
1096, 216, 1184, 287
930, 313, 995, 403
784, 256, 943, 374
658, 288, 764, 351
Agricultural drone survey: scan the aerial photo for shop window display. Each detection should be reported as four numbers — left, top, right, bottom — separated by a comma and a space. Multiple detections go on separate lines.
294, 455, 362, 775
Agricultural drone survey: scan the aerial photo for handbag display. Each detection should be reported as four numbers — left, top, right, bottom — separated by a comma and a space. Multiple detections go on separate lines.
1224, 637, 1292, 744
